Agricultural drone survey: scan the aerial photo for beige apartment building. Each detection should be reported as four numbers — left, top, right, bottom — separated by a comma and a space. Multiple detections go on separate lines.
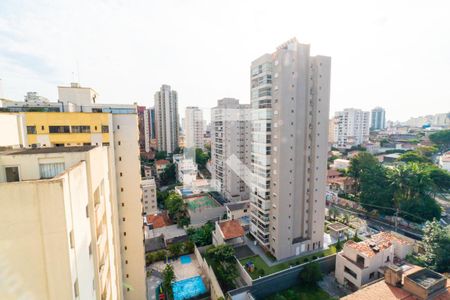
250, 38, 331, 259
0, 146, 121, 300
335, 231, 414, 290
141, 177, 157, 215
154, 84, 179, 153
211, 98, 251, 202
184, 106, 204, 150
0, 83, 146, 300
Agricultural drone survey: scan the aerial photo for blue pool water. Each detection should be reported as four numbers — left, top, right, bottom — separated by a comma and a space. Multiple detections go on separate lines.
172, 276, 207, 300
180, 255, 192, 264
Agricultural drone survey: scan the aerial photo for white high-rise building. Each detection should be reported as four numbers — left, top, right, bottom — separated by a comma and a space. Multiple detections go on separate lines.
154, 85, 179, 153
184, 106, 204, 150
371, 107, 386, 131
211, 98, 251, 202
333, 108, 370, 149
250, 38, 331, 260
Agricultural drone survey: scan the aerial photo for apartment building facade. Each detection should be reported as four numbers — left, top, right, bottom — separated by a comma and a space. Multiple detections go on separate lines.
141, 177, 157, 215
333, 108, 370, 149
137, 105, 151, 157
211, 98, 251, 202
184, 106, 204, 150
335, 232, 414, 290
249, 38, 331, 260
0, 146, 122, 300
370, 107, 386, 131
154, 85, 179, 153
0, 83, 147, 300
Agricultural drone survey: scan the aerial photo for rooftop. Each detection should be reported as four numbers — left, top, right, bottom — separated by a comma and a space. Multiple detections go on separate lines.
0, 145, 96, 155
327, 169, 342, 178
219, 219, 245, 240
225, 201, 250, 211
328, 222, 349, 232
146, 212, 172, 229
343, 267, 450, 300
407, 268, 446, 289
156, 159, 170, 165
345, 232, 413, 257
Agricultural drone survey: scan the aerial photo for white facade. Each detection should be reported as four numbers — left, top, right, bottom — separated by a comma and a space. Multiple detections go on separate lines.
0, 146, 122, 300
211, 98, 251, 202
333, 108, 370, 149
371, 107, 386, 131
0, 114, 27, 148
184, 106, 204, 150
438, 152, 450, 172
335, 232, 414, 289
141, 178, 157, 215
154, 85, 179, 153
176, 157, 198, 186
332, 159, 351, 170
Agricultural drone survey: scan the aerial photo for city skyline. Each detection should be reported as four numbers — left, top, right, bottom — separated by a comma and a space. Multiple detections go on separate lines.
1, 0, 450, 122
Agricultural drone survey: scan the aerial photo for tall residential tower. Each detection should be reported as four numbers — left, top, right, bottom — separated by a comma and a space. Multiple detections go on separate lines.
184, 106, 204, 150
371, 107, 386, 131
250, 38, 331, 260
154, 85, 179, 153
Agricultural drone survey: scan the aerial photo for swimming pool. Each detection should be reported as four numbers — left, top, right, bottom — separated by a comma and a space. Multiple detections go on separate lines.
172, 276, 207, 300
180, 255, 192, 264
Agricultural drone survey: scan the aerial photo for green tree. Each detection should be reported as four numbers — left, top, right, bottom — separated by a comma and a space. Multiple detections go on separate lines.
187, 222, 214, 246
429, 129, 450, 151
165, 192, 189, 226
195, 148, 210, 169
206, 244, 238, 289
157, 190, 170, 208
162, 264, 175, 300
160, 163, 176, 185
416, 145, 438, 158
397, 151, 431, 163
155, 151, 167, 160
420, 220, 450, 272
348, 152, 380, 193
427, 166, 450, 195
299, 262, 323, 286
168, 242, 183, 257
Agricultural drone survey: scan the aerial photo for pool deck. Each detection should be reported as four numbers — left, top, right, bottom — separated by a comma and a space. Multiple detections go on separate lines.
151, 254, 204, 281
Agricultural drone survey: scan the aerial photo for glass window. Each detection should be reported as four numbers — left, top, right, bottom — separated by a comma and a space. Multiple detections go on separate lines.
26, 126, 36, 134
49, 126, 70, 133
39, 163, 65, 179
101, 125, 109, 133
5, 166, 20, 182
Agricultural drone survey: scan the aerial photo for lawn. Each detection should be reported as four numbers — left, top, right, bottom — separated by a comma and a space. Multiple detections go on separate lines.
264, 285, 336, 300
240, 245, 337, 279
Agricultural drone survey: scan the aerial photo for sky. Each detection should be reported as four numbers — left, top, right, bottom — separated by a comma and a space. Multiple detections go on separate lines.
1, 0, 450, 122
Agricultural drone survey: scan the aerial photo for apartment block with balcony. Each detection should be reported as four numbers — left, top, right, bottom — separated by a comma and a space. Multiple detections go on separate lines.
0, 82, 147, 300
249, 38, 331, 260
211, 98, 251, 202
333, 108, 370, 149
0, 146, 121, 300
335, 232, 414, 290
141, 177, 157, 215
154, 85, 179, 153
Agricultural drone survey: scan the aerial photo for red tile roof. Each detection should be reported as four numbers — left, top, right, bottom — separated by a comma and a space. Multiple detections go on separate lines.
156, 159, 170, 165
146, 212, 172, 229
219, 220, 245, 240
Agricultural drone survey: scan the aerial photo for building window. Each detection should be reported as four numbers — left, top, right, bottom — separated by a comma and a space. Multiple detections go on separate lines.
122, 218, 126, 221
118, 141, 121, 145
102, 142, 110, 146
39, 163, 65, 179
121, 188, 124, 192
119, 157, 122, 161
125, 260, 128, 264
117, 125, 120, 129
5, 166, 20, 182
41, 125, 45, 130
69, 230, 75, 248
124, 232, 126, 236
344, 267, 357, 279
102, 125, 109, 133
49, 125, 70, 133
71, 125, 91, 133
26, 126, 36, 134
74, 279, 79, 297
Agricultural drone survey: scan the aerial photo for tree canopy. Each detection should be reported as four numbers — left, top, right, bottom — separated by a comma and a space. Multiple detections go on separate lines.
429, 129, 450, 150
164, 192, 190, 227
195, 148, 210, 169
187, 222, 214, 246
299, 262, 323, 286
348, 153, 447, 223
162, 264, 175, 299
420, 220, 450, 273
397, 151, 432, 164
160, 163, 176, 186
206, 244, 238, 290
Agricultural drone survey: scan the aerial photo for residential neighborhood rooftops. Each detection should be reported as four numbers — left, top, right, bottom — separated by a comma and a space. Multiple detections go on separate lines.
219, 219, 245, 240
155, 159, 170, 165
225, 201, 250, 211
146, 212, 172, 229
345, 232, 413, 257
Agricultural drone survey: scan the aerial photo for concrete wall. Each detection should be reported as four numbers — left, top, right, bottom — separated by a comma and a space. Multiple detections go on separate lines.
230, 255, 336, 300
194, 246, 225, 300
0, 162, 94, 300
0, 113, 26, 147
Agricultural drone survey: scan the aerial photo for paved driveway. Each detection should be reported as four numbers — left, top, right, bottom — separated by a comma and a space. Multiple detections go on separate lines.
147, 273, 161, 300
